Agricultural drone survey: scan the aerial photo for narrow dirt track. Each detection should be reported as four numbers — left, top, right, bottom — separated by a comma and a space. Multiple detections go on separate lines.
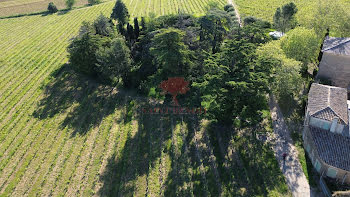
269, 94, 323, 197
227, 0, 242, 26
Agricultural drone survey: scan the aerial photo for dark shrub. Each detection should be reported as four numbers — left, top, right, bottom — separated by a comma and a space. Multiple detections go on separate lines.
47, 2, 58, 13
244, 16, 258, 25
88, 0, 101, 5
224, 4, 233, 11
68, 22, 113, 76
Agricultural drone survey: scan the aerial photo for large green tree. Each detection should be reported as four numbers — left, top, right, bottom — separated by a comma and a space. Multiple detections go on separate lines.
111, 0, 129, 26
273, 2, 298, 33
95, 37, 132, 84
68, 19, 114, 77
150, 28, 192, 78
280, 27, 319, 64
94, 14, 114, 37
194, 37, 273, 125
199, 8, 232, 53
257, 40, 303, 106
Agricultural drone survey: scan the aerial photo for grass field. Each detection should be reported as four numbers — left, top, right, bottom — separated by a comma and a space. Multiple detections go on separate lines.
235, 0, 350, 23
0, 0, 290, 196
0, 0, 93, 17
0, 0, 247, 196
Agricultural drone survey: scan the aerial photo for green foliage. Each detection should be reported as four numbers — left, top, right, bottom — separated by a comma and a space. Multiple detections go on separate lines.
65, 0, 75, 10
238, 23, 271, 44
95, 36, 132, 84
150, 28, 192, 78
68, 33, 107, 75
280, 27, 320, 65
68, 20, 114, 76
47, 2, 58, 13
111, 0, 129, 26
93, 14, 114, 36
126, 23, 134, 41
273, 2, 297, 33
134, 17, 140, 38
88, 0, 101, 5
195, 35, 272, 125
297, 0, 350, 37
244, 16, 271, 29
257, 40, 303, 106
140, 17, 146, 31
244, 16, 257, 25
205, 1, 220, 11
199, 8, 232, 53
223, 4, 233, 12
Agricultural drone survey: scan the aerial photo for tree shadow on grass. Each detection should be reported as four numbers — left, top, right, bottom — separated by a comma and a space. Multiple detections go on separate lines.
96, 97, 221, 196
33, 64, 126, 136
97, 102, 179, 196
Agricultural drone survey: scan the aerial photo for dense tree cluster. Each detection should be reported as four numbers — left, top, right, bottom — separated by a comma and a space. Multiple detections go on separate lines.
68, 1, 279, 125
68, 14, 132, 85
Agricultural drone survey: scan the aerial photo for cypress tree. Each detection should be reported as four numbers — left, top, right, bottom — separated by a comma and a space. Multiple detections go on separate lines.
134, 17, 140, 39
141, 17, 146, 31
111, 0, 129, 26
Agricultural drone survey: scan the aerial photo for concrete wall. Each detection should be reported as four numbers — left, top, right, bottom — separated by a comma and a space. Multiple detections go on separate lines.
317, 53, 350, 89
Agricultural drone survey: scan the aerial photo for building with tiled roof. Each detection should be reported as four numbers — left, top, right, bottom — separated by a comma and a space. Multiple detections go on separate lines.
303, 83, 350, 185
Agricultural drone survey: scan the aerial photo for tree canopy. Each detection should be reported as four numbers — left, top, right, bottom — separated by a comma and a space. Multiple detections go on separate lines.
150, 28, 192, 78
96, 37, 132, 84
273, 2, 297, 33
280, 27, 320, 65
111, 0, 130, 25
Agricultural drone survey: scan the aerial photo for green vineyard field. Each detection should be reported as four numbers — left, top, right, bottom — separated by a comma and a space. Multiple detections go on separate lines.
235, 0, 350, 29
0, 0, 289, 196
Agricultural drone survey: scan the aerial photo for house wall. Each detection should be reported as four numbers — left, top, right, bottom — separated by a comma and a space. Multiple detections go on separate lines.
309, 117, 344, 134
309, 117, 331, 130
303, 125, 350, 185
317, 53, 350, 90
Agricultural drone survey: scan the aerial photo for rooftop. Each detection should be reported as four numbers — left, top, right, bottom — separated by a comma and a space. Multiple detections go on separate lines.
322, 37, 350, 56
309, 126, 350, 172
307, 83, 348, 125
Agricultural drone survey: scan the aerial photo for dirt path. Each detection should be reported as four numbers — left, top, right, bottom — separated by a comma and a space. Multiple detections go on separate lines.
227, 0, 242, 26
268, 94, 314, 197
